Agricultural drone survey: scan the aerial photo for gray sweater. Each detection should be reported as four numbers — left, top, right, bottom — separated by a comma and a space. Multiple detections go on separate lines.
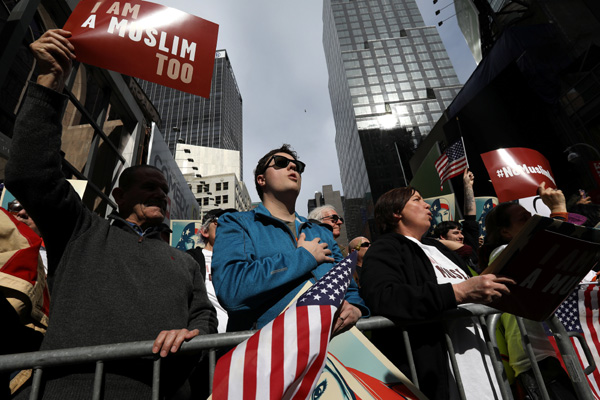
6, 83, 217, 399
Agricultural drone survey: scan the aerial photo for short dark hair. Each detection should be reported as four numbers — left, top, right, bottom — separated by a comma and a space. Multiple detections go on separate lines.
118, 165, 163, 191
374, 187, 417, 234
433, 221, 461, 238
254, 144, 299, 200
478, 202, 519, 269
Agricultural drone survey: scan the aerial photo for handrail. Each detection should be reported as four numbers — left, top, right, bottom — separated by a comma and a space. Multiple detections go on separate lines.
0, 305, 595, 400
0, 306, 497, 373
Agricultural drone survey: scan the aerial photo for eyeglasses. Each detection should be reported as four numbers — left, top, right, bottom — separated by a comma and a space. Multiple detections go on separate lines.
354, 241, 371, 251
321, 214, 344, 224
8, 203, 23, 215
265, 155, 306, 174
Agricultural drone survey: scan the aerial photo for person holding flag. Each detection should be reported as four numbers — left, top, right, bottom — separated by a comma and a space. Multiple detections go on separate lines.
211, 145, 368, 334
213, 252, 359, 399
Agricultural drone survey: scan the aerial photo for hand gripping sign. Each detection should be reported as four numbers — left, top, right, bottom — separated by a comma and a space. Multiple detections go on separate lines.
63, 0, 219, 98
481, 147, 557, 202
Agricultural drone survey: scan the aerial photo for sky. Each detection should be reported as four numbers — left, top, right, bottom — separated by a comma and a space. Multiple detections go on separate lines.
149, 0, 477, 213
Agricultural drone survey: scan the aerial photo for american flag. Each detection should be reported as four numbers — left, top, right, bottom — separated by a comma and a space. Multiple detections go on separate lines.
212, 253, 358, 400
434, 140, 468, 189
548, 284, 600, 399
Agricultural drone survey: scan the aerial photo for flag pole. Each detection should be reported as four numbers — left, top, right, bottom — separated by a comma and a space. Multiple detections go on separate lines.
457, 117, 469, 169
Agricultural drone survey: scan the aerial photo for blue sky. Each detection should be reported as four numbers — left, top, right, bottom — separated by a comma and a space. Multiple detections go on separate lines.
148, 0, 477, 211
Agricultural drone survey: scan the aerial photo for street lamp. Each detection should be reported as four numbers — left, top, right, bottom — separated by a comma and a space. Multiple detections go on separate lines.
438, 13, 456, 26
564, 143, 600, 163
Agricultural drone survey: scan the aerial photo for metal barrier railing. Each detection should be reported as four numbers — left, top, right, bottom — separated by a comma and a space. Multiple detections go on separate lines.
0, 304, 596, 399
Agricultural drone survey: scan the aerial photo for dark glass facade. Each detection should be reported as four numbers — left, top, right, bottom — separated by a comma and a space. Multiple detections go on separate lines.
137, 50, 244, 179
323, 0, 462, 198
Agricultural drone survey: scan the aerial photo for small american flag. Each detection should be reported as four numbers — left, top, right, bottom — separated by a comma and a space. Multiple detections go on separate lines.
212, 252, 358, 400
549, 284, 600, 399
434, 140, 468, 189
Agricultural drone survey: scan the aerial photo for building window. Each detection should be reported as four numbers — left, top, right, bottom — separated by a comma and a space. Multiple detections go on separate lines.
216, 182, 222, 191
187, 158, 194, 162
184, 149, 191, 153
196, 185, 202, 193
203, 198, 209, 206
215, 195, 221, 204
192, 167, 198, 170
223, 195, 228, 204
223, 182, 229, 190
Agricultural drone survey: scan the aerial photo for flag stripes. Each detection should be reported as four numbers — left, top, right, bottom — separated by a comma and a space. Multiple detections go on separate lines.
434, 140, 468, 188
213, 253, 357, 399
550, 284, 600, 399
581, 285, 600, 398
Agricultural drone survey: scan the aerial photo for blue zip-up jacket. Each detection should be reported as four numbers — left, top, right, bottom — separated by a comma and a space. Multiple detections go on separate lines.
212, 203, 368, 331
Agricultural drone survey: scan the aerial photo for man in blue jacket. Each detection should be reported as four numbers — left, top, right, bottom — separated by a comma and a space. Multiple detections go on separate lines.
212, 144, 368, 332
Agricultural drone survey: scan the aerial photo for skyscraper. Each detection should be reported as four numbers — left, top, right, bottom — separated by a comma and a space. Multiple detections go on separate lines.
323, 0, 462, 199
138, 50, 244, 179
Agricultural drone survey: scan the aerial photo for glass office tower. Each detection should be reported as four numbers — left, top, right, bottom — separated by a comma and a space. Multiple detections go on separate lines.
323, 0, 462, 199
138, 50, 244, 178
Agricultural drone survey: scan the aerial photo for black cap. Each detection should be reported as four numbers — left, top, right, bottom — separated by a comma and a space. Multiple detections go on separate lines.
203, 208, 237, 224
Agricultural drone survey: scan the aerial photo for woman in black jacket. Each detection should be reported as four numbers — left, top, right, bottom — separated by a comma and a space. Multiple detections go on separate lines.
360, 187, 514, 400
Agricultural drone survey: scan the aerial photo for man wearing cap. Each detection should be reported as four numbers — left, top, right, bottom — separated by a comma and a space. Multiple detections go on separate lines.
212, 144, 368, 333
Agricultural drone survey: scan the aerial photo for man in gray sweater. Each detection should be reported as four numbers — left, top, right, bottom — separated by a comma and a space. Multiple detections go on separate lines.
6, 29, 217, 399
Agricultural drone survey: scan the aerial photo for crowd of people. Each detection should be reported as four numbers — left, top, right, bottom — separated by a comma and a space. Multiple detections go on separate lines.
1, 28, 597, 400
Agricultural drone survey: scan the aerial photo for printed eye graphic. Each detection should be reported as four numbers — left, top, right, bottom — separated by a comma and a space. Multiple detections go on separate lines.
311, 380, 328, 399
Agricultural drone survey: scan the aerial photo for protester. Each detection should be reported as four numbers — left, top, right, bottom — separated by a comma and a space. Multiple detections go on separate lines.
212, 144, 368, 333
360, 186, 514, 400
433, 169, 480, 272
187, 208, 235, 334
479, 183, 577, 399
308, 205, 344, 239
308, 205, 348, 255
348, 236, 370, 287
6, 29, 217, 399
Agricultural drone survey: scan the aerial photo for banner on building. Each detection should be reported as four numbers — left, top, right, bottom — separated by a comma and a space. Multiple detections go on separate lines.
481, 148, 557, 202
147, 123, 200, 223
63, 0, 219, 98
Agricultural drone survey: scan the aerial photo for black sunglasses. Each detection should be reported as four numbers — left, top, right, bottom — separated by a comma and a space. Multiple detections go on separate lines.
322, 214, 344, 224
266, 155, 306, 174
354, 241, 371, 251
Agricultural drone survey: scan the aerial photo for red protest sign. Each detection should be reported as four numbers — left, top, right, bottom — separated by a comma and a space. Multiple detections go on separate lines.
481, 147, 557, 202
63, 0, 218, 98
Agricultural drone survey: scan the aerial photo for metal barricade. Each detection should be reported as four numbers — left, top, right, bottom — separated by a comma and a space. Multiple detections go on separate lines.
0, 305, 596, 399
